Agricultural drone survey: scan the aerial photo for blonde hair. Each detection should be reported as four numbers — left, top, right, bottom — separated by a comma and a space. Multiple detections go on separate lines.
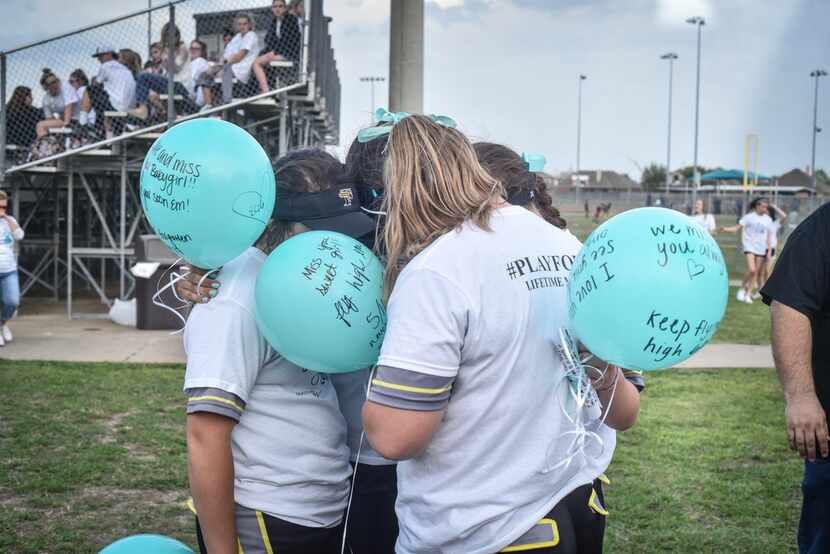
381, 115, 503, 298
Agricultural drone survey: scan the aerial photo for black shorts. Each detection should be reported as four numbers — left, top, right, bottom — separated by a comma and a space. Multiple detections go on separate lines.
344, 462, 399, 554
500, 479, 607, 554
193, 502, 343, 554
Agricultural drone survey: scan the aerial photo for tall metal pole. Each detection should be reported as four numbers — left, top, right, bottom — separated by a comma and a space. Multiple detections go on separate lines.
687, 17, 705, 208
360, 76, 385, 123
147, 0, 152, 57
389, 1, 423, 113
166, 4, 176, 126
810, 69, 827, 193
661, 53, 678, 194
576, 74, 586, 173
0, 53, 7, 186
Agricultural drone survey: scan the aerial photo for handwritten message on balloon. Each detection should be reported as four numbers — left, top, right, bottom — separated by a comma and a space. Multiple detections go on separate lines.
139, 119, 275, 269
255, 231, 385, 374
567, 207, 728, 371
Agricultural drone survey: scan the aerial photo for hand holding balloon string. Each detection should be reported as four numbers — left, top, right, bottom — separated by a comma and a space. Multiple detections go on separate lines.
175, 265, 221, 304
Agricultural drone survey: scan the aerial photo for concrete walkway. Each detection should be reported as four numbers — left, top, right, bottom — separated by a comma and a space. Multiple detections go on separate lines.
0, 305, 774, 369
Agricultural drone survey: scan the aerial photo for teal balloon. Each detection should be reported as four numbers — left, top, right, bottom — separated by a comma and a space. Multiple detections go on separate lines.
567, 207, 728, 371
99, 534, 194, 554
139, 119, 275, 269
255, 231, 386, 373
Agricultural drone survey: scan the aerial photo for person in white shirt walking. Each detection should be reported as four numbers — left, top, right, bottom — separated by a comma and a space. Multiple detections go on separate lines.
0, 191, 24, 346
690, 198, 717, 235
722, 197, 773, 304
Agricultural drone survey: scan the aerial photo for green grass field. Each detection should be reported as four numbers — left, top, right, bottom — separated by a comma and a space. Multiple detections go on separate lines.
564, 211, 772, 345
0, 361, 802, 553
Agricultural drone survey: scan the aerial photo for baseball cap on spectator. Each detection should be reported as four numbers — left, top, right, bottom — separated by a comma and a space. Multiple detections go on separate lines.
273, 184, 377, 239
91, 45, 117, 58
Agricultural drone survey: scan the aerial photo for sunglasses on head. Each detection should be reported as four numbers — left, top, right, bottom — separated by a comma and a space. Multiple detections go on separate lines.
44, 79, 58, 87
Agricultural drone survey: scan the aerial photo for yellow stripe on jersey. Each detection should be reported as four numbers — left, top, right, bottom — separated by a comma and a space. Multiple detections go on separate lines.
188, 395, 244, 412
372, 378, 452, 395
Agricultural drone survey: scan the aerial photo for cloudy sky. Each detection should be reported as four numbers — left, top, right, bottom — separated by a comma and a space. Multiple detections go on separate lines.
3, 0, 828, 178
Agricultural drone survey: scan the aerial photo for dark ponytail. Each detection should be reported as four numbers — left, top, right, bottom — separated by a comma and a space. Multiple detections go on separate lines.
473, 142, 566, 229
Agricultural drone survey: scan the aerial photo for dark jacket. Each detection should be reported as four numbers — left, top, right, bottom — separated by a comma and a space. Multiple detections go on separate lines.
6, 105, 42, 147
263, 13, 302, 60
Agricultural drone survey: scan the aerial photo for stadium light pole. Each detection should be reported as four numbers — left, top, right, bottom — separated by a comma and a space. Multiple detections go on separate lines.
687, 16, 705, 208
661, 53, 678, 194
360, 76, 385, 123
576, 74, 587, 174
810, 69, 827, 193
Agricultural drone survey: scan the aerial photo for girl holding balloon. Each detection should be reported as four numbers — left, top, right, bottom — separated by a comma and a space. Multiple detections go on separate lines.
361, 115, 641, 554
182, 148, 378, 554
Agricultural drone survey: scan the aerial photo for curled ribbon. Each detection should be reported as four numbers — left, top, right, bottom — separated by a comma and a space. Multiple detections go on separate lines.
357, 108, 458, 143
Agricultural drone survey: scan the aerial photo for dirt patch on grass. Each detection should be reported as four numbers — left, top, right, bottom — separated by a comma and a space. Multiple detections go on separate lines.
98, 411, 158, 461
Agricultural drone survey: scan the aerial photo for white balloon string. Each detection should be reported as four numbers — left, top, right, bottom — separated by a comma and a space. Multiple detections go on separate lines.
340, 364, 378, 554
150, 257, 191, 334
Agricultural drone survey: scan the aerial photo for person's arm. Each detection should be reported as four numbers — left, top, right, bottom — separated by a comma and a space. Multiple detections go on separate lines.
224, 49, 249, 65
772, 205, 788, 223
5, 216, 23, 240
771, 301, 829, 461
61, 103, 74, 126
187, 412, 238, 554
363, 394, 445, 460
588, 364, 640, 431
720, 224, 740, 232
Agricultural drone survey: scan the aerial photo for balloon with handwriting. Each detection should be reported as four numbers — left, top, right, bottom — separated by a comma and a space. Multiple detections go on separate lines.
99, 534, 194, 554
255, 231, 386, 373
567, 207, 728, 371
140, 119, 275, 269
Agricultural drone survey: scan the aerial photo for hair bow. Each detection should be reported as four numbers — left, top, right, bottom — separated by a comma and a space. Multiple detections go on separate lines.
522, 152, 547, 173
357, 108, 457, 143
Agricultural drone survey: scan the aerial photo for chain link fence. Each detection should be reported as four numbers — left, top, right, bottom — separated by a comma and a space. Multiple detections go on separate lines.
1, 0, 339, 175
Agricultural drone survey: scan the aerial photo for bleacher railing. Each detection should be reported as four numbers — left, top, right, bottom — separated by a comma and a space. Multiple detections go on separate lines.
0, 0, 341, 180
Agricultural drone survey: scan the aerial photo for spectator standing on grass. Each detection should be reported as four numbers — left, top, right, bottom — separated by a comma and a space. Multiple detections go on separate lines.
0, 191, 24, 347
36, 69, 80, 137
761, 201, 830, 554
690, 198, 716, 235
252, 0, 301, 95
721, 197, 772, 305
5, 86, 42, 147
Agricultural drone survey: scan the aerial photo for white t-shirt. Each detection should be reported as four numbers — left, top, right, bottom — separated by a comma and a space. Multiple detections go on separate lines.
224, 31, 259, 83
76, 85, 97, 125
690, 213, 716, 234
189, 57, 210, 106
0, 218, 24, 274
41, 82, 80, 121
96, 60, 136, 112
375, 206, 615, 554
183, 247, 351, 528
738, 211, 773, 255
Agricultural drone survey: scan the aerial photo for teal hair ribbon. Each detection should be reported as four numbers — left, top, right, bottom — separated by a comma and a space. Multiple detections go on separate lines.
357, 108, 457, 143
522, 153, 547, 173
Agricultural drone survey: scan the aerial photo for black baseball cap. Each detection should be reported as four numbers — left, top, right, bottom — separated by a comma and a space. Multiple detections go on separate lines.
273, 184, 377, 239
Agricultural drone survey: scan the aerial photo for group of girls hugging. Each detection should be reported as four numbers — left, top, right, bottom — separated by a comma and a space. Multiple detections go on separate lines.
176, 113, 645, 554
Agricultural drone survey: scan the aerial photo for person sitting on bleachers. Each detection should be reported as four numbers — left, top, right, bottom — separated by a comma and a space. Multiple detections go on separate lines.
144, 42, 164, 74
252, 0, 301, 95
290, 0, 305, 26
5, 86, 42, 148
159, 23, 191, 89
85, 46, 136, 138
212, 12, 259, 103
68, 69, 96, 129
119, 49, 143, 78
188, 40, 211, 110
35, 68, 80, 138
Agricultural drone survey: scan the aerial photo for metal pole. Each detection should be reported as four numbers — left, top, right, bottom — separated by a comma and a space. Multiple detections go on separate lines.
67, 170, 74, 318
0, 53, 7, 186
388, 0, 423, 113
576, 76, 584, 173
810, 70, 826, 193
662, 53, 677, 194
690, 18, 704, 208
119, 149, 126, 299
147, 0, 152, 57
166, 4, 176, 125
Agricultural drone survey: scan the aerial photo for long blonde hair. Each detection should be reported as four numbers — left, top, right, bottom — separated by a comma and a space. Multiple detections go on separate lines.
381, 115, 504, 298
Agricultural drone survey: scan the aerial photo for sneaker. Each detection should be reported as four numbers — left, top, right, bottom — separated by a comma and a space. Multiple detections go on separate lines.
743, 294, 754, 304
736, 289, 746, 302
2, 325, 12, 343
752, 292, 762, 300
